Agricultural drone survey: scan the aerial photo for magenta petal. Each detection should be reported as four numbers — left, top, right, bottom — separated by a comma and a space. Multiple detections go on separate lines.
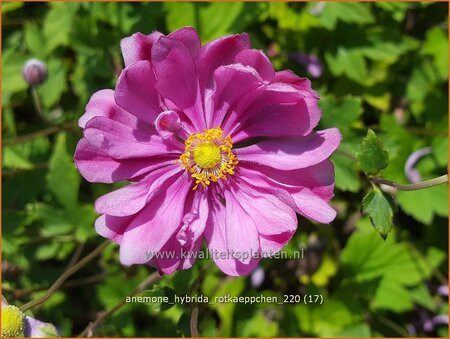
196, 33, 251, 92
167, 26, 201, 59
74, 138, 177, 183
95, 166, 182, 217
79, 89, 139, 129
290, 188, 337, 223
95, 214, 134, 244
234, 180, 297, 236
115, 60, 161, 124
273, 69, 316, 93
208, 64, 263, 128
235, 49, 275, 82
119, 173, 192, 265
120, 31, 164, 67
243, 160, 335, 201
235, 128, 342, 170
84, 116, 180, 159
223, 190, 259, 264
204, 196, 259, 276
152, 36, 205, 131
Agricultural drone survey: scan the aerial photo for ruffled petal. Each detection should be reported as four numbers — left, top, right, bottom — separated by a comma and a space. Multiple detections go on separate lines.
119, 172, 192, 265
95, 214, 134, 244
74, 138, 177, 183
196, 33, 250, 93
235, 49, 275, 82
83, 116, 181, 159
115, 60, 161, 124
95, 166, 182, 217
152, 36, 205, 131
235, 128, 341, 170
208, 64, 263, 128
120, 31, 164, 67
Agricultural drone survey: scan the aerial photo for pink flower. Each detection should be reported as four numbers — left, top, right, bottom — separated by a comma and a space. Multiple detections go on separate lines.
74, 27, 341, 276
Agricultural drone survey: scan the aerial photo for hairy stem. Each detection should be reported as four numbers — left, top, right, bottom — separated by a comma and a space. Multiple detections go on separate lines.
77, 271, 160, 337
20, 241, 110, 312
371, 174, 448, 191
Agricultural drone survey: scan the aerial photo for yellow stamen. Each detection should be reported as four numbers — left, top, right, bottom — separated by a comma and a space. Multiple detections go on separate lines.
179, 128, 238, 190
1, 305, 24, 338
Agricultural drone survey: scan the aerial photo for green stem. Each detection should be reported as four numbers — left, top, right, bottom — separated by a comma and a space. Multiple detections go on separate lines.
20, 241, 110, 312
371, 174, 448, 191
31, 87, 52, 124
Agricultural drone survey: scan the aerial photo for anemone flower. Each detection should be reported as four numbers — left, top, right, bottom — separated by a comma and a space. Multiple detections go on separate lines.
74, 27, 341, 276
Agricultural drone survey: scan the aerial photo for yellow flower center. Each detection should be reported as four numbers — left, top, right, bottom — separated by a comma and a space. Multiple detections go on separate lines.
193, 142, 222, 169
1, 306, 24, 338
180, 128, 238, 190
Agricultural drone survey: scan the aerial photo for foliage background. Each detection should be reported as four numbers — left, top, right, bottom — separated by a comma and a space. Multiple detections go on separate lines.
2, 1, 448, 337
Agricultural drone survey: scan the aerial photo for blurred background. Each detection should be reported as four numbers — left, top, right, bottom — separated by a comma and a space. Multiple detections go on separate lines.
2, 2, 448, 337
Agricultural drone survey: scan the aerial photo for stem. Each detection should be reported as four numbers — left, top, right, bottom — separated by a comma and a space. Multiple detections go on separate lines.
3, 122, 78, 145
371, 174, 448, 191
20, 241, 110, 312
77, 271, 160, 337
31, 87, 52, 124
190, 305, 199, 338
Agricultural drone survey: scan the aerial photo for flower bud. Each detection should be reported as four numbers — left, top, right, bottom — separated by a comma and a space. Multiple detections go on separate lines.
22, 59, 47, 87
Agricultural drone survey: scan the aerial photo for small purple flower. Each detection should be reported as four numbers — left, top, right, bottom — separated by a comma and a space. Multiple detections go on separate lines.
288, 53, 323, 78
74, 27, 341, 276
22, 59, 47, 87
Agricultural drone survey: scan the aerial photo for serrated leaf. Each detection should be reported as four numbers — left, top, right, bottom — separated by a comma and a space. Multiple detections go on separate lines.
44, 3, 75, 52
356, 129, 389, 175
362, 187, 395, 239
47, 133, 80, 210
319, 2, 374, 30
3, 147, 34, 169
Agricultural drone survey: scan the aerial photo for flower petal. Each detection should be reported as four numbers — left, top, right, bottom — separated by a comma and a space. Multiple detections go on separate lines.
120, 31, 164, 67
242, 160, 335, 201
167, 26, 201, 59
95, 166, 182, 217
208, 64, 263, 128
84, 116, 181, 159
74, 138, 177, 183
115, 60, 161, 124
235, 49, 275, 82
290, 188, 337, 223
235, 128, 342, 170
196, 33, 250, 92
95, 214, 134, 244
119, 172, 192, 265
152, 36, 205, 131
24, 316, 60, 338
204, 194, 259, 276
224, 189, 260, 264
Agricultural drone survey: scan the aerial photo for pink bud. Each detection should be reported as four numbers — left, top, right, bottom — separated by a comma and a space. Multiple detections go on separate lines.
22, 59, 47, 86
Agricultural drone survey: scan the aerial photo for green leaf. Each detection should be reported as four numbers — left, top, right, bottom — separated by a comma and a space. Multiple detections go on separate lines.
24, 22, 48, 58
319, 95, 362, 136
1, 49, 28, 94
2, 147, 34, 169
319, 2, 374, 30
397, 184, 448, 225
356, 129, 389, 176
372, 277, 413, 312
47, 133, 80, 210
325, 48, 368, 84
361, 187, 395, 239
140, 285, 176, 312
44, 3, 76, 52
332, 154, 361, 192
422, 26, 448, 80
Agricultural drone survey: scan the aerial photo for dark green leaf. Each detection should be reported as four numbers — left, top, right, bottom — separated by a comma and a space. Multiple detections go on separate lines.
356, 129, 389, 175
361, 187, 395, 239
